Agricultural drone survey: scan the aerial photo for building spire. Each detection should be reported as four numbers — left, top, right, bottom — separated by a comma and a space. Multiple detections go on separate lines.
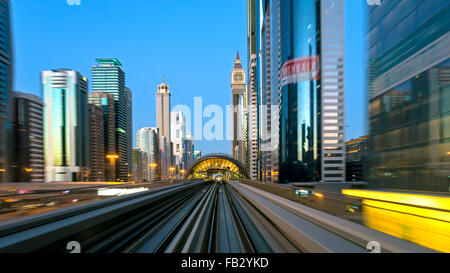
234, 51, 243, 69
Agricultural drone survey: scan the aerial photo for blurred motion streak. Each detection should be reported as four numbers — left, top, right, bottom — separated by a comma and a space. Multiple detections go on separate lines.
343, 190, 450, 252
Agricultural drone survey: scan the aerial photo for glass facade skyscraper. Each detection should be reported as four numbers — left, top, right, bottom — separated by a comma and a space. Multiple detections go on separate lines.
266, 0, 345, 183
0, 0, 12, 182
92, 59, 130, 181
368, 0, 450, 192
42, 70, 89, 182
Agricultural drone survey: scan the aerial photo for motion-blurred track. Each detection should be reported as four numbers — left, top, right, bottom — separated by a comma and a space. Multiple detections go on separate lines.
0, 181, 434, 253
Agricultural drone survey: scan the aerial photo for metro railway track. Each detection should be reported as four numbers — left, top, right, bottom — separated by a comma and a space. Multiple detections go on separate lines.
6, 182, 299, 253
78, 183, 298, 253
0, 181, 433, 253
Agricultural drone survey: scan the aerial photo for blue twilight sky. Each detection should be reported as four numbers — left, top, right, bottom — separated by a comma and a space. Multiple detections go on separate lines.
11, 0, 367, 156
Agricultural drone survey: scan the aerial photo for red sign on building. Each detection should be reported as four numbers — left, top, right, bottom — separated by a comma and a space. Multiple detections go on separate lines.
281, 56, 320, 86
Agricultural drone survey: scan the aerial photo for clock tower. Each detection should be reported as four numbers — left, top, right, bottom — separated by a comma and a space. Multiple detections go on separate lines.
231, 52, 246, 163
231, 52, 246, 90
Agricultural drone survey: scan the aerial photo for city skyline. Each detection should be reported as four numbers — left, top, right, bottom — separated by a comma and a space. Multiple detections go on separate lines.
11, 0, 367, 155
0, 0, 447, 256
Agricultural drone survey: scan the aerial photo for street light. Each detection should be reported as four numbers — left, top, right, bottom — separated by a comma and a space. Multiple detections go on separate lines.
106, 154, 119, 182
169, 167, 175, 182
149, 163, 157, 181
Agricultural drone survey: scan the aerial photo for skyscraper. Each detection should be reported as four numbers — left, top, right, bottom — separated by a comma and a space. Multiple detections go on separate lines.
231, 53, 246, 165
156, 79, 172, 178
255, 0, 346, 183
260, 2, 272, 182
42, 70, 89, 182
156, 79, 171, 140
126, 88, 133, 180
171, 111, 186, 173
92, 59, 130, 181
88, 103, 105, 182
136, 127, 159, 181
12, 92, 44, 183
88, 92, 116, 181
368, 0, 450, 192
0, 0, 12, 182
319, 0, 346, 182
247, 0, 258, 180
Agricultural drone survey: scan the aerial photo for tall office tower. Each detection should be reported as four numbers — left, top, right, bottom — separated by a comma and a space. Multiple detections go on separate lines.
88, 104, 105, 182
267, 0, 346, 183
260, 3, 272, 182
92, 58, 129, 181
156, 79, 172, 177
156, 79, 171, 140
242, 86, 249, 170
171, 111, 186, 172
319, 0, 346, 182
0, 0, 12, 182
368, 1, 450, 192
159, 136, 171, 180
42, 70, 90, 182
11, 92, 44, 183
231, 53, 247, 165
88, 92, 115, 181
247, 0, 258, 180
270, 0, 281, 183
126, 88, 133, 180
136, 127, 159, 181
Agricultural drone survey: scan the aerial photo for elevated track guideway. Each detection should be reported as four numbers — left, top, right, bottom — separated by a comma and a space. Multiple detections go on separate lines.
0, 181, 434, 253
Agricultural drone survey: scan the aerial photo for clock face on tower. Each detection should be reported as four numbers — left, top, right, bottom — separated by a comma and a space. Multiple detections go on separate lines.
233, 73, 243, 82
